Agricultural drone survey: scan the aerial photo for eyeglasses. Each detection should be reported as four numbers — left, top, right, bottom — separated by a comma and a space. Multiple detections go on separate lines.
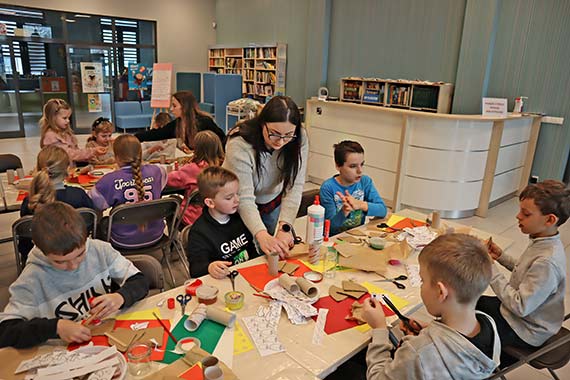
264, 125, 296, 143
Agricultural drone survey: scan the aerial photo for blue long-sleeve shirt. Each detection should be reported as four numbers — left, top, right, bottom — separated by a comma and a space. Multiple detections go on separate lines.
319, 175, 387, 235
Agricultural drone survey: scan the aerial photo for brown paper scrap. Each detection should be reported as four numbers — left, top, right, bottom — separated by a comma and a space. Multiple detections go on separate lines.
88, 318, 115, 336
279, 262, 299, 275
345, 301, 366, 324
337, 290, 366, 299
336, 236, 362, 244
346, 229, 367, 237
329, 285, 348, 302
342, 280, 367, 293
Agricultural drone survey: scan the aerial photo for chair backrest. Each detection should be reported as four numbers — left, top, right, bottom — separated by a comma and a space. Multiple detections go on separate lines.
173, 190, 202, 232
114, 101, 142, 115
12, 215, 33, 275
107, 197, 181, 241
180, 224, 192, 252
77, 207, 98, 238
0, 154, 23, 173
127, 254, 164, 295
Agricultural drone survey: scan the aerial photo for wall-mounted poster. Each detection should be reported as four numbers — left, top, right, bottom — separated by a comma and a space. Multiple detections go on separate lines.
128, 63, 149, 90
87, 94, 102, 113
80, 62, 104, 93
150, 63, 173, 108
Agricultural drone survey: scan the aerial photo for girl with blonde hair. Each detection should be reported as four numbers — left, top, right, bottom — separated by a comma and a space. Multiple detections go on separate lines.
86, 117, 115, 164
19, 145, 94, 262
89, 134, 167, 248
40, 98, 107, 162
167, 130, 224, 226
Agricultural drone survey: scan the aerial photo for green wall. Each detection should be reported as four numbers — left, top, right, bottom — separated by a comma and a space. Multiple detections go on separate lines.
214, 0, 570, 180
327, 0, 466, 96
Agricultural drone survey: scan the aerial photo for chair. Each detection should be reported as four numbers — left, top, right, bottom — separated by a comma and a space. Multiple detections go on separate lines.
487, 314, 570, 380
12, 215, 33, 275
127, 254, 164, 297
11, 208, 99, 275
106, 197, 181, 286
0, 154, 23, 173
179, 224, 192, 275
297, 188, 320, 218
77, 207, 99, 238
169, 190, 202, 278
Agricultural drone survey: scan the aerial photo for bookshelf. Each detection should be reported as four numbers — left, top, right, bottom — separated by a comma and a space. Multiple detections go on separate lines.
208, 43, 287, 102
340, 77, 454, 113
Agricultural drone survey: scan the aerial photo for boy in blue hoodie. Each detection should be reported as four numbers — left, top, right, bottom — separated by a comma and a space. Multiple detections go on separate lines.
0, 202, 148, 348
320, 140, 387, 235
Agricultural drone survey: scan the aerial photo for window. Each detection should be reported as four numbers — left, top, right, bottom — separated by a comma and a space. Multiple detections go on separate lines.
100, 18, 140, 69
0, 20, 22, 74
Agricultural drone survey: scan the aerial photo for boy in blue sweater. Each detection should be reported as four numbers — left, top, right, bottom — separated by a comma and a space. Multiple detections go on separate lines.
320, 140, 387, 235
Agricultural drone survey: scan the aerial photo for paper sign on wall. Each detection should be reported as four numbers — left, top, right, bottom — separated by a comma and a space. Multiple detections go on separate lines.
80, 62, 104, 93
482, 97, 507, 117
87, 94, 102, 113
151, 63, 173, 108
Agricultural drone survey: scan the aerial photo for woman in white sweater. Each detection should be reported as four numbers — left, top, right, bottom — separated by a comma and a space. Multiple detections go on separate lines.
223, 96, 308, 258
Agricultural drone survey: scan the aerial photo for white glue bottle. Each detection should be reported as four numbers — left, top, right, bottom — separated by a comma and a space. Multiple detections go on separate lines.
306, 195, 325, 264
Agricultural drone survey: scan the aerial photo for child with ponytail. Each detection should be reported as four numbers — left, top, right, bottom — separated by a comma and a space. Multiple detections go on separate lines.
19, 146, 94, 262
89, 134, 167, 248
167, 130, 224, 226
40, 99, 107, 163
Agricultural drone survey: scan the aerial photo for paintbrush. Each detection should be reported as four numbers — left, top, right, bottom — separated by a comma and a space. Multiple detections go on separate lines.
152, 312, 178, 344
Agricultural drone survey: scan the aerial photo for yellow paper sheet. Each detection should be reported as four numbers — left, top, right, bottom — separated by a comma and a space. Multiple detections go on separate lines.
233, 321, 254, 355
386, 214, 406, 227
115, 307, 161, 321
361, 282, 409, 311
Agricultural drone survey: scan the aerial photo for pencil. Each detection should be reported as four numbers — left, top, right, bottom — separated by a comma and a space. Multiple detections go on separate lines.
152, 312, 178, 344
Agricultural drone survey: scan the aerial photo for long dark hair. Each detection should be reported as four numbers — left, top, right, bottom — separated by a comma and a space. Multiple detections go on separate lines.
173, 91, 212, 148
229, 96, 303, 195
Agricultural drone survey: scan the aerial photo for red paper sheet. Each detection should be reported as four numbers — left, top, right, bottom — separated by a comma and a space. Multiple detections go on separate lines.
312, 295, 396, 335
237, 259, 312, 291
67, 174, 96, 184
179, 364, 204, 380
68, 319, 170, 361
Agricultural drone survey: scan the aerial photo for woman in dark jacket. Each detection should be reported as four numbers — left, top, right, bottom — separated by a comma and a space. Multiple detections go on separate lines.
135, 91, 226, 152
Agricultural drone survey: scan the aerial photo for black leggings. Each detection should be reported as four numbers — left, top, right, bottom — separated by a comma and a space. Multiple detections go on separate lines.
477, 295, 537, 366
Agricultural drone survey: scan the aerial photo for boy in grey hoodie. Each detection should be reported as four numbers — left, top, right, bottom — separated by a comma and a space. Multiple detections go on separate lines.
363, 234, 500, 380
479, 180, 569, 357
0, 202, 148, 348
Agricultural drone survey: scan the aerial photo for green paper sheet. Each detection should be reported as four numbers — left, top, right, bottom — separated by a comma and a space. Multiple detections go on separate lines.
162, 317, 226, 364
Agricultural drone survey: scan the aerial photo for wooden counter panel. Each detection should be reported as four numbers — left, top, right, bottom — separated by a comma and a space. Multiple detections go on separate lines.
491, 167, 523, 202
496, 143, 527, 174
407, 117, 493, 151
401, 176, 482, 211
405, 146, 487, 182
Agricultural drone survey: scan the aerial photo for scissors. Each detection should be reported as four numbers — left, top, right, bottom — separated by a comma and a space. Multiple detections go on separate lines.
376, 222, 402, 232
374, 274, 408, 289
176, 294, 191, 315
381, 294, 422, 335
290, 225, 303, 245
227, 270, 239, 292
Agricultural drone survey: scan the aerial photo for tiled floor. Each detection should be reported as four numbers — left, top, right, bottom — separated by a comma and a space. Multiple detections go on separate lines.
0, 137, 569, 379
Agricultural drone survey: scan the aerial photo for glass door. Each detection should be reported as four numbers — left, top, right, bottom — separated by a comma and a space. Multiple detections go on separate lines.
67, 45, 114, 132
0, 41, 24, 138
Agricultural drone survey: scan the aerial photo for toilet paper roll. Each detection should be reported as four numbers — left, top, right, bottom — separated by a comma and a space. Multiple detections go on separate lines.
278, 273, 299, 293
267, 252, 279, 276
184, 304, 207, 332
296, 277, 318, 298
206, 306, 236, 328
431, 211, 441, 229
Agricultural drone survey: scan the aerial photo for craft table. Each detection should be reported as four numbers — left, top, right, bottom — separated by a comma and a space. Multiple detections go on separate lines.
0, 210, 513, 380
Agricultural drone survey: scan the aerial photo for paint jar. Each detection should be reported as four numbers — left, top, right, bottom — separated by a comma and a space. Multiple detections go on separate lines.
196, 285, 219, 305
127, 343, 152, 377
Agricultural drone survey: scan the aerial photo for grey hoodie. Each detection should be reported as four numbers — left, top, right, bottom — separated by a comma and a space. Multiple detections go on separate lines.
366, 312, 500, 380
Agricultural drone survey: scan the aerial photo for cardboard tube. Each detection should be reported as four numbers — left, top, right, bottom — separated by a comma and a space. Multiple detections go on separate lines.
184, 304, 207, 332
296, 277, 318, 298
206, 306, 236, 328
278, 273, 299, 293
267, 252, 279, 276
431, 211, 441, 229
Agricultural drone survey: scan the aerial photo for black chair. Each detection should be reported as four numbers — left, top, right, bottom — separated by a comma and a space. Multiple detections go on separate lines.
487, 314, 570, 380
12, 208, 99, 275
170, 190, 202, 278
106, 197, 181, 286
297, 188, 320, 218
0, 154, 23, 173
11, 215, 33, 274
127, 254, 164, 297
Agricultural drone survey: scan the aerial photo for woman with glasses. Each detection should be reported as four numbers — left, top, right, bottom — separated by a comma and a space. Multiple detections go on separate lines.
135, 91, 226, 153
223, 96, 308, 258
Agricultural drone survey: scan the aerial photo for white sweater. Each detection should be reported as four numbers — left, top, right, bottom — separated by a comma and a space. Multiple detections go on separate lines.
223, 129, 309, 236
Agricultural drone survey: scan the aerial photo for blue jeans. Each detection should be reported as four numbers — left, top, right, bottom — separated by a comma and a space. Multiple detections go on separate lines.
261, 205, 281, 235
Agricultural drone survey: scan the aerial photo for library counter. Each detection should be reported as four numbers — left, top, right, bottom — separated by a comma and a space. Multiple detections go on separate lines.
305, 98, 542, 218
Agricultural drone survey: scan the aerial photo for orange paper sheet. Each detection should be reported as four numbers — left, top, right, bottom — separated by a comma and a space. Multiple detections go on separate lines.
179, 364, 204, 380
237, 259, 311, 291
